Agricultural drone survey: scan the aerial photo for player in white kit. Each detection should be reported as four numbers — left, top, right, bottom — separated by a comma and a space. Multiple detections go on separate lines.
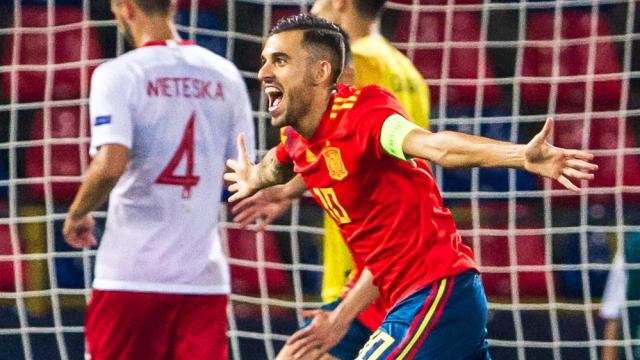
62, 0, 254, 359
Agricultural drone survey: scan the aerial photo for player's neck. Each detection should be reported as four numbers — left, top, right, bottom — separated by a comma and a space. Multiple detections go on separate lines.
342, 16, 380, 42
294, 89, 334, 139
133, 17, 181, 48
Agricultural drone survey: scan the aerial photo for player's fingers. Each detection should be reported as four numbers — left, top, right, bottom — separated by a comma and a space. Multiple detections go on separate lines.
228, 183, 239, 193
88, 234, 97, 247
292, 338, 321, 360
557, 175, 580, 193
562, 167, 594, 180
223, 171, 238, 182
67, 235, 86, 249
301, 309, 321, 319
540, 117, 553, 142
237, 133, 252, 164
287, 327, 311, 345
226, 159, 239, 171
233, 210, 259, 228
566, 159, 599, 172
231, 196, 255, 214
565, 149, 594, 161
228, 192, 248, 203
263, 212, 278, 226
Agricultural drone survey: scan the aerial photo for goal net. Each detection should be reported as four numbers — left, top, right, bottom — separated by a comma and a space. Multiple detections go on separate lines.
0, 0, 639, 359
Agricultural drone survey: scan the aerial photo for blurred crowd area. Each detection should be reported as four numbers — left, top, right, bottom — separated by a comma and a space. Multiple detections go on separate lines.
0, 0, 640, 359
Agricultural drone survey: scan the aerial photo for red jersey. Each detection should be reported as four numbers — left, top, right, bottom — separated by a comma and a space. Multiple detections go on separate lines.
275, 84, 477, 308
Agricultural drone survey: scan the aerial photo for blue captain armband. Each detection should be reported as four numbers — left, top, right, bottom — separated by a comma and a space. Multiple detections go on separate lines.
380, 114, 420, 160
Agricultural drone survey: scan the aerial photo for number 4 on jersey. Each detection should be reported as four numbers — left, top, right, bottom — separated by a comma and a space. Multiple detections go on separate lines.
155, 113, 200, 199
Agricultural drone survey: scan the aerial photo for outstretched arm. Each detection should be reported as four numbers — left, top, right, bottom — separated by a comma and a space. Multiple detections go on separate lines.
224, 133, 295, 202
285, 269, 379, 359
401, 117, 597, 192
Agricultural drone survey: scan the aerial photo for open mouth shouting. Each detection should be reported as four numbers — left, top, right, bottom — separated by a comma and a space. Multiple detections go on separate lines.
265, 85, 284, 117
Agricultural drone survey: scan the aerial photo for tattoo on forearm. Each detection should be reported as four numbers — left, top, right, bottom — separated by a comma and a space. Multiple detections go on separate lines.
256, 148, 294, 188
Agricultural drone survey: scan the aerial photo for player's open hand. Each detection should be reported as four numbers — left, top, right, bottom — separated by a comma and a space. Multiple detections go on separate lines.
224, 133, 260, 202
63, 214, 97, 249
286, 309, 350, 360
524, 117, 598, 192
232, 186, 292, 230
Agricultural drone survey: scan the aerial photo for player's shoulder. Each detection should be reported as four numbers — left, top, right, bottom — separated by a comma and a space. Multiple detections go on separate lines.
92, 55, 138, 83
181, 45, 245, 83
355, 84, 396, 103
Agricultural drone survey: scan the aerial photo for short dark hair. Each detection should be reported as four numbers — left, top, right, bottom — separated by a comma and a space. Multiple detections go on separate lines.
270, 14, 348, 84
353, 0, 385, 19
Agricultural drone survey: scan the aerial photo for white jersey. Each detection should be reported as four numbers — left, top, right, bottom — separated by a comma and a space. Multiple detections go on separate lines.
89, 40, 254, 294
600, 250, 627, 319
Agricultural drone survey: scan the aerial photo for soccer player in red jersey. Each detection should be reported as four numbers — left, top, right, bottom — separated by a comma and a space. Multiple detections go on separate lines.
225, 14, 597, 360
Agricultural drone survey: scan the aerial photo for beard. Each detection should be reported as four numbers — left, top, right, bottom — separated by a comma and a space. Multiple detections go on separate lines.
273, 77, 315, 129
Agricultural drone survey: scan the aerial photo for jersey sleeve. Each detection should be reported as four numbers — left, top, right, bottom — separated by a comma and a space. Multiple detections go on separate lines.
89, 62, 136, 156
226, 72, 256, 161
352, 86, 410, 160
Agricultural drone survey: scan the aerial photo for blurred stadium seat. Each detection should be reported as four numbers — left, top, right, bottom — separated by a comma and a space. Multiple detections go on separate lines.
0, 5, 102, 102
24, 106, 89, 205
521, 10, 622, 113
227, 229, 290, 297
175, 9, 227, 56
468, 201, 547, 298
394, 7, 501, 109
176, 0, 224, 10
549, 117, 640, 209
0, 225, 24, 292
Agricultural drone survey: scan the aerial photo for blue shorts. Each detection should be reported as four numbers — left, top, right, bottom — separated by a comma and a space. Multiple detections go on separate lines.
356, 271, 491, 360
304, 300, 373, 360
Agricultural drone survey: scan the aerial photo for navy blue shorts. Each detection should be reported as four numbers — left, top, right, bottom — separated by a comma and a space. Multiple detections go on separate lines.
303, 299, 373, 360
356, 271, 491, 360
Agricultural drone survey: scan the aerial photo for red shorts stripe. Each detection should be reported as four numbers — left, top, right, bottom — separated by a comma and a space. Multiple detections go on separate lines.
386, 278, 448, 359
404, 276, 456, 360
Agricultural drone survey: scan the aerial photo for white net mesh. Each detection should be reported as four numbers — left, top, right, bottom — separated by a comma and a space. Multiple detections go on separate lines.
0, 0, 639, 359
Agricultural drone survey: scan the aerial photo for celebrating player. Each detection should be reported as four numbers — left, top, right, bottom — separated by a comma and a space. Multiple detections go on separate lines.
225, 14, 597, 359
62, 0, 254, 359
232, 1, 430, 358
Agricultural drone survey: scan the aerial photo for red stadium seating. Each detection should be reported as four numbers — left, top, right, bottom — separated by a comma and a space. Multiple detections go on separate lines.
176, 0, 224, 10
271, 6, 301, 25
0, 225, 24, 292
550, 118, 640, 201
394, 9, 501, 108
471, 201, 547, 298
521, 10, 622, 112
0, 6, 103, 102
25, 106, 90, 204
478, 233, 548, 298
227, 229, 290, 297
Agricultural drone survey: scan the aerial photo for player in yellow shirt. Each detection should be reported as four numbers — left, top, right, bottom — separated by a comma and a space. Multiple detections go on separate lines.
310, 0, 430, 306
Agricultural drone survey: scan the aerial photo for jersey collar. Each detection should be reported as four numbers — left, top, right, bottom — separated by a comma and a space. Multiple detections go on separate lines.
141, 39, 196, 47
307, 89, 339, 143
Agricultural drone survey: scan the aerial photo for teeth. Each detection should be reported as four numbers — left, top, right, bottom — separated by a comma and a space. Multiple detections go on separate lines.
265, 86, 283, 112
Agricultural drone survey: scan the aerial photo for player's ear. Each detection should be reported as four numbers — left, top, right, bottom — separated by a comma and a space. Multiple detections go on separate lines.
121, 0, 136, 21
333, 0, 346, 12
311, 60, 333, 85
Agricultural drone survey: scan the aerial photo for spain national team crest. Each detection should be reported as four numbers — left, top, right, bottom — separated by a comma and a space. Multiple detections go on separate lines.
322, 147, 348, 181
